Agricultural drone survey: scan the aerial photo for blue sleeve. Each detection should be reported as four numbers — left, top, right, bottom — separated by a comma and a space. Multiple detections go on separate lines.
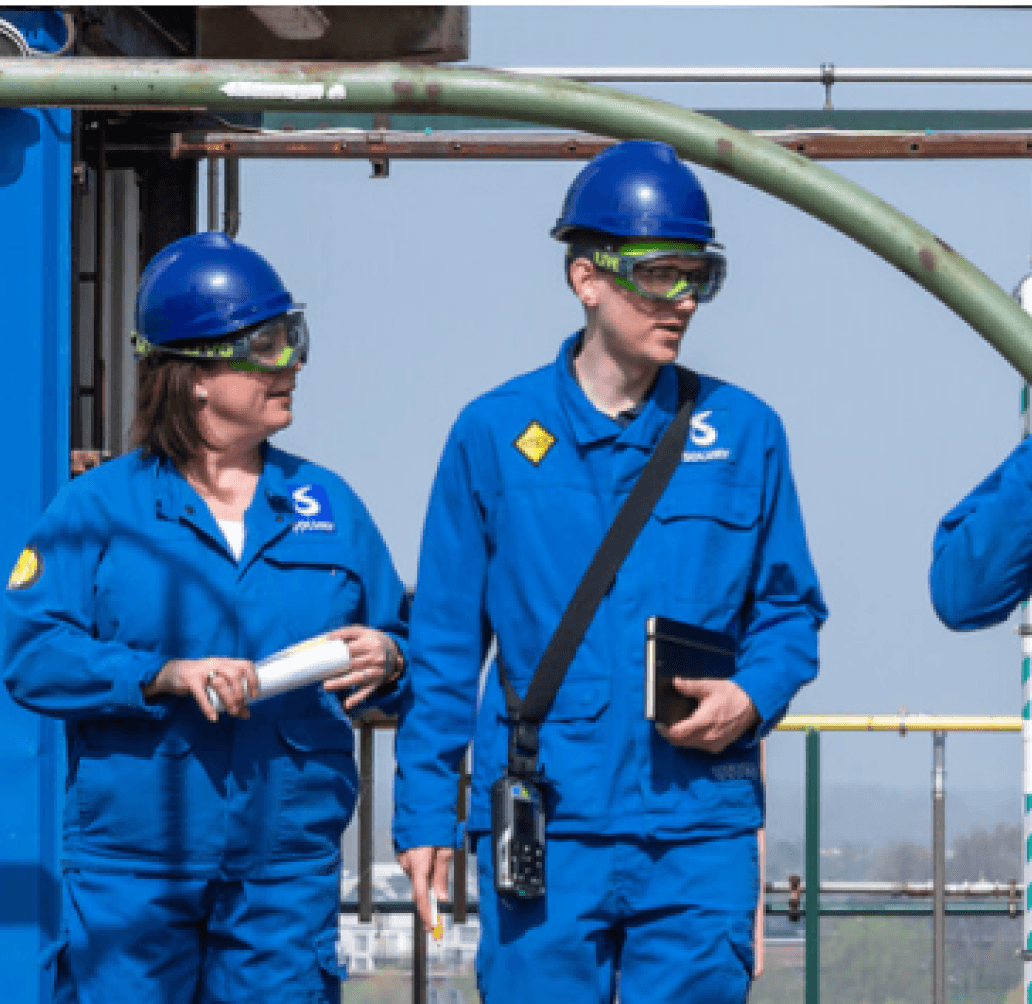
929, 438, 1032, 630
733, 414, 827, 739
393, 420, 488, 850
4, 484, 168, 722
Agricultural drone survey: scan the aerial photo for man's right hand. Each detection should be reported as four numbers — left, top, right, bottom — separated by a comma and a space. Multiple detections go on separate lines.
397, 845, 453, 933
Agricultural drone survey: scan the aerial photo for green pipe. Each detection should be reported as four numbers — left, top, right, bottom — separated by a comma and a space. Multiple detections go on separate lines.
806, 729, 822, 1004
2, 58, 1032, 379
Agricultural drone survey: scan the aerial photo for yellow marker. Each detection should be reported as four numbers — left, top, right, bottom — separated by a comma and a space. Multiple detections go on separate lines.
429, 889, 443, 941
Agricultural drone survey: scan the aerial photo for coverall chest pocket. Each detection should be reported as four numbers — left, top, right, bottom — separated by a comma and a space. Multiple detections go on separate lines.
271, 718, 358, 861
262, 539, 363, 640
536, 676, 611, 822
652, 480, 761, 611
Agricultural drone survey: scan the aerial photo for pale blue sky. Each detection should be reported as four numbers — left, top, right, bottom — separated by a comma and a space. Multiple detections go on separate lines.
219, 5, 1032, 808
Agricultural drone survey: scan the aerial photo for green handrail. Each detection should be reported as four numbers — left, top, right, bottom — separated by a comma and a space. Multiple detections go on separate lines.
1, 58, 1032, 379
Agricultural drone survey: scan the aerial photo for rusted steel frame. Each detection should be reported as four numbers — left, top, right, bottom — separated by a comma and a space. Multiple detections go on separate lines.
4, 59, 1032, 386
171, 128, 1032, 161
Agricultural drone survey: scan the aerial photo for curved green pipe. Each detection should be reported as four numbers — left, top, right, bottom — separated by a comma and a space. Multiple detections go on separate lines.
3, 58, 1030, 379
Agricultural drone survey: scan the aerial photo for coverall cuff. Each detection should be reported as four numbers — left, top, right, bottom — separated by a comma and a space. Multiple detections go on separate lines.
392, 814, 458, 853
730, 669, 785, 744
126, 653, 173, 718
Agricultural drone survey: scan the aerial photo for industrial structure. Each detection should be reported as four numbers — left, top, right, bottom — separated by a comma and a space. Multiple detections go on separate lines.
4, 7, 1032, 1004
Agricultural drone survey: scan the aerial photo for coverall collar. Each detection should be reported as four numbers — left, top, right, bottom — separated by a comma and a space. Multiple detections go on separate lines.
556, 332, 681, 450
151, 445, 294, 565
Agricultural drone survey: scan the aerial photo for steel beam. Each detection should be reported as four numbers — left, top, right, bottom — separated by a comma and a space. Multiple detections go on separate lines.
168, 127, 1032, 163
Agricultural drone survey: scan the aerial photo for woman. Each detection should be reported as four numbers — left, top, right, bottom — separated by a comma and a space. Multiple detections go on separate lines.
4, 232, 408, 1004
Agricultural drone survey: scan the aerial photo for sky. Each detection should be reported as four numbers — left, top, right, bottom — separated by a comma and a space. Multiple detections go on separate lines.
212, 5, 1032, 830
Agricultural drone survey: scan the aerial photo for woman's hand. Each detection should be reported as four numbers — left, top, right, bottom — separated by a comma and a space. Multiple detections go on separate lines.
321, 626, 402, 710
144, 657, 260, 723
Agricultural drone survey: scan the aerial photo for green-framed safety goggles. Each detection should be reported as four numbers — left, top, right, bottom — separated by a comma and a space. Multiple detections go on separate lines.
574, 243, 727, 304
132, 310, 310, 372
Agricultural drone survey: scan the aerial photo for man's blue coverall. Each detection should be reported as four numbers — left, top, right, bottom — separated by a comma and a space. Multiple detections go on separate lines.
930, 436, 1032, 629
393, 335, 826, 1003
4, 445, 409, 1004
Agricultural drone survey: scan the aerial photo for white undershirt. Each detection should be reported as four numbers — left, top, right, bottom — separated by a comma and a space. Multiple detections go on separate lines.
216, 518, 245, 562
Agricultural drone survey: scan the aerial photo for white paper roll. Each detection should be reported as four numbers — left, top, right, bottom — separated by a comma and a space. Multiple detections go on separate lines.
207, 635, 350, 713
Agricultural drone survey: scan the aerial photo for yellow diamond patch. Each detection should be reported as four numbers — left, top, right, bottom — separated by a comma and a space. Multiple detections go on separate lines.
514, 421, 556, 466
7, 546, 42, 590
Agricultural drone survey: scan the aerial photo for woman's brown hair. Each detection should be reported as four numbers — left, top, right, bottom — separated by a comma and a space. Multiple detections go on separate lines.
129, 354, 214, 467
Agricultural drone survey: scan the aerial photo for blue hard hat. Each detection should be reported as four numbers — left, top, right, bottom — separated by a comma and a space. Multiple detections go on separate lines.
551, 140, 716, 244
134, 232, 296, 347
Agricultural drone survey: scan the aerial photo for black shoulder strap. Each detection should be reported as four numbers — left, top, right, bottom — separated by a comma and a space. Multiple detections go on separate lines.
501, 366, 701, 775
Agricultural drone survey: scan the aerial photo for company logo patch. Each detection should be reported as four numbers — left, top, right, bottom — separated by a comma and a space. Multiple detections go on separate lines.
683, 409, 731, 463
289, 484, 336, 534
7, 547, 42, 590
513, 421, 556, 466
690, 411, 717, 447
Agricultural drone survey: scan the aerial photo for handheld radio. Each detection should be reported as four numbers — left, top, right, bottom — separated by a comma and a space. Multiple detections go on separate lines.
490, 772, 546, 899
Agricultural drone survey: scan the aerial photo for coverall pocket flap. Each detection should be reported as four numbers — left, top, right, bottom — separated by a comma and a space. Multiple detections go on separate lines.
545, 677, 609, 722
277, 717, 355, 754
653, 481, 760, 528
264, 536, 357, 573
79, 723, 191, 757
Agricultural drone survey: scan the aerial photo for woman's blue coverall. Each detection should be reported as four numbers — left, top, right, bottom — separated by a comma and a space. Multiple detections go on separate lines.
4, 444, 409, 1003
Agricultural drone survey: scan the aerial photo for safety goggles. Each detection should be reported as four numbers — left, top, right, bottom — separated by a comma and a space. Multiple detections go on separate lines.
579, 245, 727, 304
132, 310, 309, 372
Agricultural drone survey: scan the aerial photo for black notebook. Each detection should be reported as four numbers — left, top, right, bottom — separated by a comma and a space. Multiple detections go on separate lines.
645, 616, 736, 727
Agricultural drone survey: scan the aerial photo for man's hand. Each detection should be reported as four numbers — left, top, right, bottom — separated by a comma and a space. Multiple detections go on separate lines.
397, 845, 453, 933
144, 657, 259, 723
657, 678, 759, 753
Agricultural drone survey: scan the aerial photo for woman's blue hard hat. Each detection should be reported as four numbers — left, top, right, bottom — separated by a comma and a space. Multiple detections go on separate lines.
134, 232, 296, 347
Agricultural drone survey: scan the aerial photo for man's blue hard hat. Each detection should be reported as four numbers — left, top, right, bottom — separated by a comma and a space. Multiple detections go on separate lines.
550, 140, 716, 244
134, 232, 296, 347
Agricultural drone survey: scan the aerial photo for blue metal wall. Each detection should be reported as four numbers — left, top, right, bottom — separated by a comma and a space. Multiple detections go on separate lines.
0, 9, 72, 1003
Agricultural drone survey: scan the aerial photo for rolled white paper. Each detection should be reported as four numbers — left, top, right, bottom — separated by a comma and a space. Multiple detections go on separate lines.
207, 635, 350, 713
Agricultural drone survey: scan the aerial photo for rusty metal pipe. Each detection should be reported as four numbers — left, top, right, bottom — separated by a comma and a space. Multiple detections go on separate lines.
2, 58, 1032, 379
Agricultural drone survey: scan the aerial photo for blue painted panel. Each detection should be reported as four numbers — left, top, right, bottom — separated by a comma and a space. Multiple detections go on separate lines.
0, 10, 72, 1004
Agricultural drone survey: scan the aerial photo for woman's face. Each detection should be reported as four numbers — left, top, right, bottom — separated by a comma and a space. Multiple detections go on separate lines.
194, 362, 300, 452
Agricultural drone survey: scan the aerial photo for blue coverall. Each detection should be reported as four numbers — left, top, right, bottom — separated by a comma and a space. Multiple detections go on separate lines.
393, 334, 827, 1003
4, 444, 409, 1004
930, 436, 1032, 629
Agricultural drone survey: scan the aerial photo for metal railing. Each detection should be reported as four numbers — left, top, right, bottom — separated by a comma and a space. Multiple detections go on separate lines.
346, 713, 1022, 1004
753, 717, 1021, 1004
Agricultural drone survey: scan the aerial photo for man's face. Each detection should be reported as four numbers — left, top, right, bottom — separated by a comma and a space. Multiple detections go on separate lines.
584, 255, 702, 369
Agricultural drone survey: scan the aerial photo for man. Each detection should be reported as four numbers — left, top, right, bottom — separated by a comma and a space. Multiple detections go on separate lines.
393, 140, 826, 1003
929, 438, 1032, 629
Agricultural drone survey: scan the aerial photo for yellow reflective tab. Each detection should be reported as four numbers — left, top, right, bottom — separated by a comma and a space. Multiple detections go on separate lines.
514, 421, 557, 466
7, 547, 42, 590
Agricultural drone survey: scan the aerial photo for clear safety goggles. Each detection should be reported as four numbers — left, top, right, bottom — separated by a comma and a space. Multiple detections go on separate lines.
132, 310, 309, 372
582, 246, 727, 304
